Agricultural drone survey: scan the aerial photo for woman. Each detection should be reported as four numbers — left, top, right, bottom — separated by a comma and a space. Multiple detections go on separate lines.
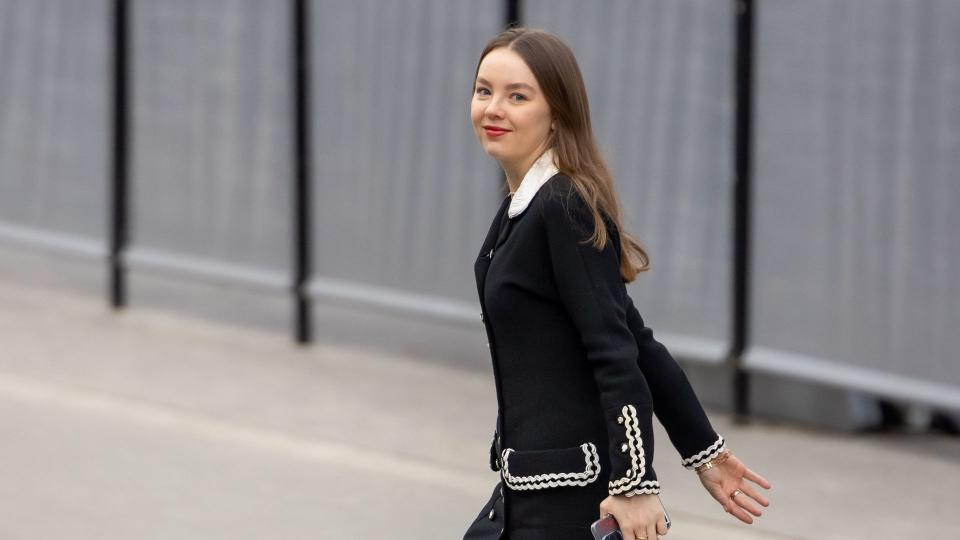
463, 28, 771, 540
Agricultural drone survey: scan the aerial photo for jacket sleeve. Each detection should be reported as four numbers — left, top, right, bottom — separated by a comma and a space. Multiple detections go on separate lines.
539, 189, 660, 496
623, 293, 727, 471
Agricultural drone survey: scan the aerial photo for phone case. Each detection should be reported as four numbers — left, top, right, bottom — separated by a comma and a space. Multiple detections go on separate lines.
658, 494, 671, 530
590, 515, 622, 540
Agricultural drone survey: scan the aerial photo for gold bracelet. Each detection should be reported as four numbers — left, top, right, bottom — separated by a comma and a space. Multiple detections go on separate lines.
696, 448, 730, 473
695, 448, 731, 474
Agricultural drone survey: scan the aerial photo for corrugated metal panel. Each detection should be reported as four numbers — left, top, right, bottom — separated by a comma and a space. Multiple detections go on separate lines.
0, 0, 109, 252
129, 0, 292, 283
307, 0, 503, 310
748, 0, 960, 408
526, 0, 735, 361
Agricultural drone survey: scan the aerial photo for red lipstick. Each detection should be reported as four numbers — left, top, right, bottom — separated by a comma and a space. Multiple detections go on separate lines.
483, 126, 510, 138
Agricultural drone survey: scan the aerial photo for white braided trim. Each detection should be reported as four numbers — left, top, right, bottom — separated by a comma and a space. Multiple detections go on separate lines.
681, 434, 726, 470
500, 443, 601, 490
623, 481, 661, 496
608, 404, 651, 495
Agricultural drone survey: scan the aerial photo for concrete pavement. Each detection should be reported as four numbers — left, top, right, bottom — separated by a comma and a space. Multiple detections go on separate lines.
0, 253, 958, 539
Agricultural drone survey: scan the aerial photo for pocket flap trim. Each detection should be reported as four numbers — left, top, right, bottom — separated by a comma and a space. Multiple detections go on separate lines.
500, 442, 601, 490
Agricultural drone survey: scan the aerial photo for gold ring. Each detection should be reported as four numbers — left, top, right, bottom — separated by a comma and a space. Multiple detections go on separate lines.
731, 489, 742, 498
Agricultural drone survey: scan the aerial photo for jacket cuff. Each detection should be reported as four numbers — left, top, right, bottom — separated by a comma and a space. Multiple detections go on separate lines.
607, 404, 660, 495
681, 433, 726, 470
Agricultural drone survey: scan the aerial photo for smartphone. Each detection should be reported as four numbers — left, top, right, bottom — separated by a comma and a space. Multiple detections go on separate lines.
658, 493, 672, 530
590, 514, 622, 540
590, 494, 671, 540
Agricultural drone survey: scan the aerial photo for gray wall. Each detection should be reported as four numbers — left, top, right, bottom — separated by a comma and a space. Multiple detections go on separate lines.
0, 0, 109, 256
748, 0, 960, 409
129, 0, 293, 290
527, 0, 735, 363
0, 0, 957, 412
307, 0, 502, 320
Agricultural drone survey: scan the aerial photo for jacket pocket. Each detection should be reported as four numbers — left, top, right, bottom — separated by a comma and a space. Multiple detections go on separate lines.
500, 442, 601, 490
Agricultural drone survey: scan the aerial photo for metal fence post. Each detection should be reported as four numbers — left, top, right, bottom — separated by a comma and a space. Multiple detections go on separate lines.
506, 0, 521, 29
731, 0, 755, 423
109, 0, 129, 309
293, 0, 313, 344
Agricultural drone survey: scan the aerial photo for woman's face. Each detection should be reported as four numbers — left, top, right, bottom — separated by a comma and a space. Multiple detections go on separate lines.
471, 47, 554, 167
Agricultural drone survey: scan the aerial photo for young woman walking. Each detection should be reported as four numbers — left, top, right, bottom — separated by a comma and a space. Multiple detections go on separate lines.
463, 28, 772, 540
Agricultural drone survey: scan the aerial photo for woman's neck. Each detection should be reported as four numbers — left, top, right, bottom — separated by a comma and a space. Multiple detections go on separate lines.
501, 145, 551, 194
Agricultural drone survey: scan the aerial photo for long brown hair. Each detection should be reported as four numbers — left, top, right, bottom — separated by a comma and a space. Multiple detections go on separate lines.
474, 27, 650, 281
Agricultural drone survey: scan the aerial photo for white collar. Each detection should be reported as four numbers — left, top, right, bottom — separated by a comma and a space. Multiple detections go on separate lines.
507, 147, 560, 218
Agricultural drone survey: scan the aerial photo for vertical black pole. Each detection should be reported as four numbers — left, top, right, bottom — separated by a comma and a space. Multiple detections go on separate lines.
293, 0, 313, 344
731, 0, 754, 423
496, 0, 522, 196
506, 0, 522, 29
110, 0, 129, 308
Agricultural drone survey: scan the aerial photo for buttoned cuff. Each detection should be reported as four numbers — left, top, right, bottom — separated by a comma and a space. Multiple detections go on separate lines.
607, 404, 660, 495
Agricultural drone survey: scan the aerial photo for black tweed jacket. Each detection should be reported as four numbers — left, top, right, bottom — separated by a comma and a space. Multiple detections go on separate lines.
475, 152, 725, 498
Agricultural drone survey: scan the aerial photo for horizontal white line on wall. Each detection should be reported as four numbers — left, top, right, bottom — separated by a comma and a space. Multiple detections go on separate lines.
0, 221, 106, 259
746, 346, 960, 411
308, 275, 481, 326
125, 246, 290, 292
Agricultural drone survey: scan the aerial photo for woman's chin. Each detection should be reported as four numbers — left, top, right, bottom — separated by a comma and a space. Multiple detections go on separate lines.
482, 144, 510, 160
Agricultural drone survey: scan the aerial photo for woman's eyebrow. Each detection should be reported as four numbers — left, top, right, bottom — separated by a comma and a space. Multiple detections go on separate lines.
475, 77, 536, 92
505, 82, 536, 92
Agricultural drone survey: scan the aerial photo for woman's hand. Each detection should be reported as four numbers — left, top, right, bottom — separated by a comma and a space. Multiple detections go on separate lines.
599, 493, 668, 540
697, 451, 772, 524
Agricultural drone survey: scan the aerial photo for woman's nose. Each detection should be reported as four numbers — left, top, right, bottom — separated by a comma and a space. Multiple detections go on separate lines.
484, 99, 505, 119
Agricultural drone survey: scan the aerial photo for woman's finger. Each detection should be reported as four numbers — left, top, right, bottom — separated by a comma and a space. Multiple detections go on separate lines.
742, 466, 771, 489
733, 490, 764, 517
656, 516, 669, 535
647, 523, 659, 539
724, 496, 755, 525
628, 524, 651, 540
739, 483, 771, 508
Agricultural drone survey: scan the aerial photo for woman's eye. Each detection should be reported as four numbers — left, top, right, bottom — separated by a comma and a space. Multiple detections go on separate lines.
475, 87, 491, 96
510, 93, 527, 102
